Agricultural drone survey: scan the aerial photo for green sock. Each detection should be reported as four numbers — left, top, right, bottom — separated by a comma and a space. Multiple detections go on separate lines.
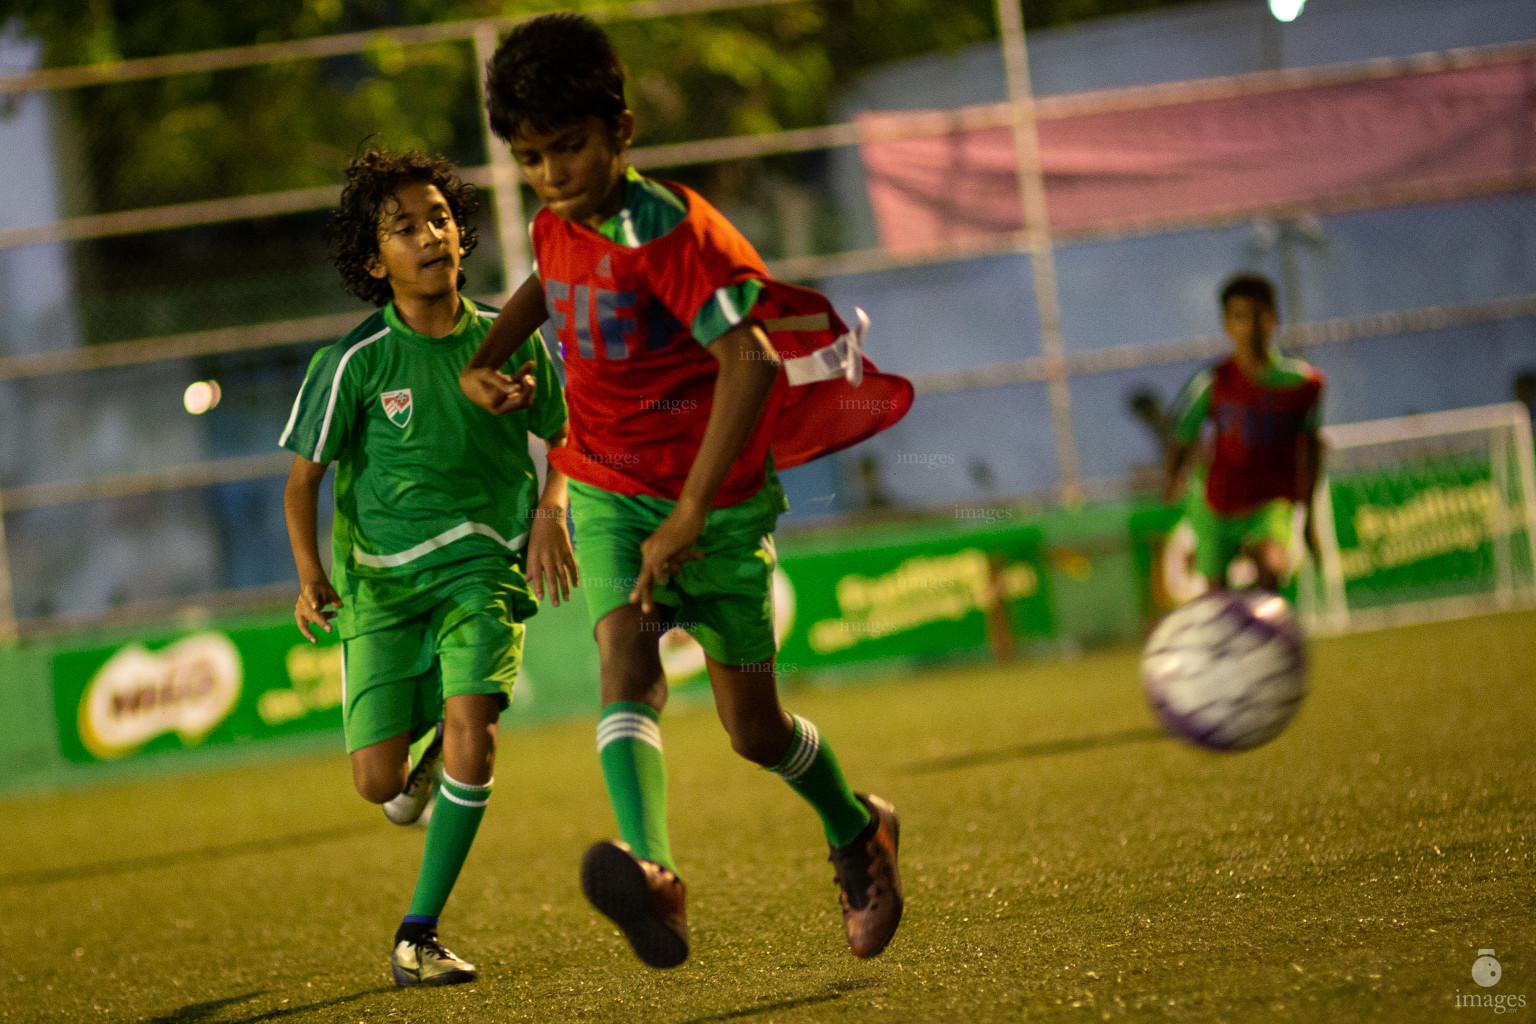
770, 714, 870, 848
596, 702, 675, 872
406, 772, 490, 919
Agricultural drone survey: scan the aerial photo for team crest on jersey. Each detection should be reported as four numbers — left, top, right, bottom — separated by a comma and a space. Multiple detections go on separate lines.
380, 388, 412, 428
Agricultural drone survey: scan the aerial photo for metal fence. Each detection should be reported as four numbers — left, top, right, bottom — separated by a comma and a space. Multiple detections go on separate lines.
1, 0, 1532, 638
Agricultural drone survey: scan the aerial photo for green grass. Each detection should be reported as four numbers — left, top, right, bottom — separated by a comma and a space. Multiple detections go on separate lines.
5, 610, 1535, 1023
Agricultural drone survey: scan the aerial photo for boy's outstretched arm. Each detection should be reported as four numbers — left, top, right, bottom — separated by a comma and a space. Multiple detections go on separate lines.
461, 274, 550, 414
284, 454, 343, 642
527, 425, 580, 606
1163, 441, 1194, 505
631, 321, 780, 612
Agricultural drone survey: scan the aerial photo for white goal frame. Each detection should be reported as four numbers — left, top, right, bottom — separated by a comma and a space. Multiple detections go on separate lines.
1303, 402, 1536, 635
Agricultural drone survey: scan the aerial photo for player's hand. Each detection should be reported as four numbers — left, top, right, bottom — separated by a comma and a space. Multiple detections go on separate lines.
630, 501, 707, 614
460, 361, 537, 415
294, 579, 343, 643
527, 504, 579, 606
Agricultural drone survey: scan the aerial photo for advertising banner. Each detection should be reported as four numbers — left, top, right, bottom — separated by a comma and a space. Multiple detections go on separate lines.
51, 619, 344, 765
774, 518, 1054, 672
1326, 453, 1528, 609
41, 515, 1058, 773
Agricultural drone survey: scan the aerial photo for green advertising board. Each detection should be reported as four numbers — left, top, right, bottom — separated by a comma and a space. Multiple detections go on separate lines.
46, 596, 607, 767
29, 508, 1061, 783
1326, 449, 1533, 610
51, 618, 345, 765
773, 517, 1054, 673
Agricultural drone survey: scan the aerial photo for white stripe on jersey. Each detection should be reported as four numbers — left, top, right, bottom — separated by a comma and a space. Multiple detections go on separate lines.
308, 327, 389, 462
351, 520, 528, 569
278, 376, 308, 449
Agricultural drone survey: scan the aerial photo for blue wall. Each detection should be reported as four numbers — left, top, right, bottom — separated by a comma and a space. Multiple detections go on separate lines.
776, 0, 1536, 524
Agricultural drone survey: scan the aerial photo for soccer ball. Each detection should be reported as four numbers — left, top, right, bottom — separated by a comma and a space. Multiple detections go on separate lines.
1140, 590, 1307, 751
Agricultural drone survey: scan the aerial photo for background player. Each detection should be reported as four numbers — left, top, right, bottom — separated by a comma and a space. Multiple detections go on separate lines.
461, 13, 911, 970
281, 149, 573, 986
1164, 273, 1325, 593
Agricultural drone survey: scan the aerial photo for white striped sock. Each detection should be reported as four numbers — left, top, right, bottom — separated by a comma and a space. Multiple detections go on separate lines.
773, 715, 821, 782
597, 711, 663, 753
438, 772, 493, 808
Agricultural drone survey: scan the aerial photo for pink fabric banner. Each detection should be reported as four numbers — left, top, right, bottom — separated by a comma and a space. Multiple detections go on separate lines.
857, 57, 1536, 249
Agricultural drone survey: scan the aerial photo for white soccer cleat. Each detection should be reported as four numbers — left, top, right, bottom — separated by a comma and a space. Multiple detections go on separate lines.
383, 723, 443, 826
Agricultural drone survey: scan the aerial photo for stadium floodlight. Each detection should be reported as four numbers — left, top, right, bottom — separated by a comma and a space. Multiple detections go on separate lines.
1269, 0, 1305, 22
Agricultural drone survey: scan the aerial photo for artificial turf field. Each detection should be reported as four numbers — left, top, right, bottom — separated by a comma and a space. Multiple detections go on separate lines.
4, 609, 1534, 1024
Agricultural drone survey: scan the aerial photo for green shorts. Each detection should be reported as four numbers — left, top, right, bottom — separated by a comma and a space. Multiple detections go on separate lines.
340, 563, 527, 753
569, 476, 787, 666
1185, 487, 1296, 584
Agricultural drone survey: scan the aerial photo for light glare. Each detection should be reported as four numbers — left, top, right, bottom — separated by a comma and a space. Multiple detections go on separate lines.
183, 380, 221, 415
1269, 0, 1305, 22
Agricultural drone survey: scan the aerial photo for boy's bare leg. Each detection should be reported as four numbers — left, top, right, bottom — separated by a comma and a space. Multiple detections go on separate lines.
706, 654, 903, 959
582, 603, 689, 969
392, 692, 502, 986
351, 734, 411, 804
595, 603, 669, 710
589, 602, 674, 869
704, 655, 793, 766
442, 693, 500, 786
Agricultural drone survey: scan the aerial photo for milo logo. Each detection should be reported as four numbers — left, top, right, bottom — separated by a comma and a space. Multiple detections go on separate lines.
77, 632, 243, 759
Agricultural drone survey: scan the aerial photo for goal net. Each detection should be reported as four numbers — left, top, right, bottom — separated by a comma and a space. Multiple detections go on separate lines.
1301, 403, 1536, 634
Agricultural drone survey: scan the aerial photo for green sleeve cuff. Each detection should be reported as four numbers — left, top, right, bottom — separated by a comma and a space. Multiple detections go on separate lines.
692, 279, 765, 346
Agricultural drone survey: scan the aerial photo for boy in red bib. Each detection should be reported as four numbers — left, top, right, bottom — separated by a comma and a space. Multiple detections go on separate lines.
1165, 274, 1326, 592
460, 13, 912, 969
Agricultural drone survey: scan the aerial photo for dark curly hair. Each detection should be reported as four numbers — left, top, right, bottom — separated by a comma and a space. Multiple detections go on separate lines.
326, 149, 479, 307
484, 13, 628, 143
1219, 272, 1277, 315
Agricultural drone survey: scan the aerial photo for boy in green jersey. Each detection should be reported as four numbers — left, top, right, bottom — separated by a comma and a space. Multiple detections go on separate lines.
280, 150, 574, 986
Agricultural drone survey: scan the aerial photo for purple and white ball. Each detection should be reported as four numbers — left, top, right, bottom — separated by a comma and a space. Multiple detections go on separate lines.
1141, 590, 1307, 751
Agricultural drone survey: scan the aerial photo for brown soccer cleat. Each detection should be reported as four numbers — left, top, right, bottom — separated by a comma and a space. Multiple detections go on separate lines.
580, 840, 689, 969
829, 793, 904, 958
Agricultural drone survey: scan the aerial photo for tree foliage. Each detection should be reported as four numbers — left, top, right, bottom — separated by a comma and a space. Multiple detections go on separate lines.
4, 0, 1204, 212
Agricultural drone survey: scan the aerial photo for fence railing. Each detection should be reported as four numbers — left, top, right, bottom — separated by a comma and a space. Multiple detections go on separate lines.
2, 3, 1532, 639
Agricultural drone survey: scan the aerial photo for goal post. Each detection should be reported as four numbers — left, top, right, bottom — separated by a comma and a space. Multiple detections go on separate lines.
1301, 402, 1536, 634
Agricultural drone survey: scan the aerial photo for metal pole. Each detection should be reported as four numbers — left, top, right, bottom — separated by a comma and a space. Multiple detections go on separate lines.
0, 500, 16, 645
473, 23, 531, 297
995, 0, 1081, 503
1490, 425, 1513, 608
1510, 406, 1536, 601
1311, 469, 1349, 633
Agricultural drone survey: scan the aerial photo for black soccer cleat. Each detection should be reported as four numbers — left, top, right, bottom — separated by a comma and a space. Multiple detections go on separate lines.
829, 793, 904, 958
580, 840, 689, 969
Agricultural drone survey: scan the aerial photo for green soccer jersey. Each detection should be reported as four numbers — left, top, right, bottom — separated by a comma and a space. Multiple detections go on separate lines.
280, 296, 566, 634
